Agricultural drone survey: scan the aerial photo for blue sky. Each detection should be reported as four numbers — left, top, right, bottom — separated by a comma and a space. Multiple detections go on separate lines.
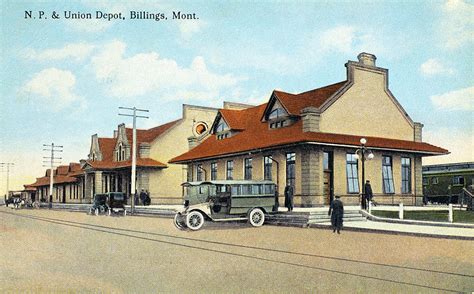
0, 0, 472, 193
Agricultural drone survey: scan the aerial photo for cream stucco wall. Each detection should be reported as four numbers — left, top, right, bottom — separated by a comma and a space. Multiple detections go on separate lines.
320, 65, 413, 141
148, 105, 217, 203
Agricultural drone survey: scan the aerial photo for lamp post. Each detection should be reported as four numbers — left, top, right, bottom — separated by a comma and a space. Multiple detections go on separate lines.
355, 138, 373, 210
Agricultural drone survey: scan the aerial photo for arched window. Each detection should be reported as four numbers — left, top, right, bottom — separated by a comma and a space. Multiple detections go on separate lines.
118, 143, 124, 161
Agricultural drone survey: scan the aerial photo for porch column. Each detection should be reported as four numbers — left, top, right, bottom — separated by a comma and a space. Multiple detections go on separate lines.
301, 146, 323, 206
95, 171, 103, 195
414, 156, 423, 205
84, 174, 91, 203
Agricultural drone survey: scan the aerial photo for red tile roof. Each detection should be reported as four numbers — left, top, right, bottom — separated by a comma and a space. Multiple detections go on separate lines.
30, 175, 79, 187
170, 101, 448, 163
125, 119, 181, 144
220, 109, 246, 130
98, 138, 116, 162
56, 165, 69, 175
272, 81, 347, 116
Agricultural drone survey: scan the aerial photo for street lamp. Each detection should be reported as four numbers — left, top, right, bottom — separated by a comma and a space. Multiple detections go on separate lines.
355, 138, 373, 210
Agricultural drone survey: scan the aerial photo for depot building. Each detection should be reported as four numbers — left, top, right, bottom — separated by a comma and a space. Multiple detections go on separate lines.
170, 53, 448, 206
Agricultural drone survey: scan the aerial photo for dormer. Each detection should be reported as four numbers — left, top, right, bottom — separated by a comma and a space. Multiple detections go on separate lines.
212, 115, 231, 140
88, 134, 103, 161
262, 92, 297, 129
114, 124, 130, 161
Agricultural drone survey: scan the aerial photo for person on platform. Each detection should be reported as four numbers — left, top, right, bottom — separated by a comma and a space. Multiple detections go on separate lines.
139, 189, 146, 206
365, 180, 376, 207
284, 185, 294, 212
328, 195, 344, 234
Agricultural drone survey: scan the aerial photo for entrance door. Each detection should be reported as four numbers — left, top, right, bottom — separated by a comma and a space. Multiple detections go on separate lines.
323, 151, 334, 205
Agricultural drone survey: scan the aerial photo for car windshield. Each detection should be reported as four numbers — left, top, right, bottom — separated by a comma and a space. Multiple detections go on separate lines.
110, 193, 124, 200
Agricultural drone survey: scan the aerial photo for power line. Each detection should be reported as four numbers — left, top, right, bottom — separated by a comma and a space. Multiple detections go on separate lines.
0, 162, 14, 196
42, 143, 63, 202
118, 106, 149, 214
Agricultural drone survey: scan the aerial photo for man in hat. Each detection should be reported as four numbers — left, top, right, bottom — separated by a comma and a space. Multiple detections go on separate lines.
328, 195, 344, 234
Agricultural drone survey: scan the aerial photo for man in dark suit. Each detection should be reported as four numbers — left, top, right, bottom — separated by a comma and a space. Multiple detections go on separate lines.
328, 195, 344, 234
365, 180, 376, 207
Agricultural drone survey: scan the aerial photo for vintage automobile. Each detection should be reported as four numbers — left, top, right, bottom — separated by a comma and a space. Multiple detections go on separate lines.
174, 180, 277, 230
106, 192, 127, 216
89, 193, 108, 215
88, 192, 127, 216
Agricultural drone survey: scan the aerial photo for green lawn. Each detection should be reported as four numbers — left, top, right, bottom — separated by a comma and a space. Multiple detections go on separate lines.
372, 210, 474, 223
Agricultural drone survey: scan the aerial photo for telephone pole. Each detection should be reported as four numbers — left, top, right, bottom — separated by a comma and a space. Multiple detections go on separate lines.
0, 162, 14, 196
119, 106, 149, 214
43, 143, 63, 204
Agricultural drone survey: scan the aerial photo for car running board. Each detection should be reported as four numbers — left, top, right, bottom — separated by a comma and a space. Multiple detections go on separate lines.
212, 217, 248, 222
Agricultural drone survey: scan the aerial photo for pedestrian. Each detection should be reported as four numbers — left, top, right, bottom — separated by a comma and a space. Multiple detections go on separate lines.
284, 185, 294, 212
144, 190, 151, 206
134, 193, 139, 206
365, 180, 376, 207
139, 189, 146, 205
328, 195, 344, 234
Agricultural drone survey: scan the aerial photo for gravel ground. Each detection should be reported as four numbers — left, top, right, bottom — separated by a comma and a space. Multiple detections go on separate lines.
1, 207, 473, 293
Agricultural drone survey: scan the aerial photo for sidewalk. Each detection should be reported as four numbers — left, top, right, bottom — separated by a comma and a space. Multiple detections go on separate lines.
310, 219, 474, 239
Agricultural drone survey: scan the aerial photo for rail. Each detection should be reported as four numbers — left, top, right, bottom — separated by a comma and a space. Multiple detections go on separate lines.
459, 188, 473, 211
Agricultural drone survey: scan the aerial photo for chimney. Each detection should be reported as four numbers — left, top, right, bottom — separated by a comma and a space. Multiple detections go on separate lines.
414, 122, 423, 142
300, 107, 320, 132
188, 136, 198, 150
357, 52, 376, 67
113, 130, 118, 138
139, 143, 151, 158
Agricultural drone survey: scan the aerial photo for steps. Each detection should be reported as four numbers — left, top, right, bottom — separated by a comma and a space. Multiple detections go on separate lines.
308, 210, 366, 224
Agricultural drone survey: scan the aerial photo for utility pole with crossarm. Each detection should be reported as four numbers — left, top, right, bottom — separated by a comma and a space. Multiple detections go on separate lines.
43, 143, 63, 205
119, 106, 149, 214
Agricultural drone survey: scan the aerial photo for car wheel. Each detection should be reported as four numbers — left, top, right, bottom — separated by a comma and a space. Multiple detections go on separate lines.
186, 211, 204, 231
174, 214, 186, 230
94, 208, 99, 216
249, 208, 265, 227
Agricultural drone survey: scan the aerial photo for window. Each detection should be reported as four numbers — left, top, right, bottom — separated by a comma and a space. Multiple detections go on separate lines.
196, 164, 203, 181
324, 152, 332, 171
244, 158, 252, 180
422, 177, 428, 185
211, 162, 217, 181
118, 143, 125, 161
286, 152, 296, 188
217, 132, 230, 140
226, 160, 234, 180
270, 120, 286, 129
269, 108, 286, 120
216, 122, 227, 132
264, 156, 272, 180
453, 176, 465, 185
382, 156, 395, 194
346, 153, 359, 194
401, 157, 411, 194
432, 177, 438, 185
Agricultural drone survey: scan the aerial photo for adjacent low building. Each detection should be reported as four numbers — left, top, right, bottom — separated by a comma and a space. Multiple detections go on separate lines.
170, 53, 448, 206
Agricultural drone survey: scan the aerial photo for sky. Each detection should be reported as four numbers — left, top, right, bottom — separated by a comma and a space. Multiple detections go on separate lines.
0, 0, 473, 194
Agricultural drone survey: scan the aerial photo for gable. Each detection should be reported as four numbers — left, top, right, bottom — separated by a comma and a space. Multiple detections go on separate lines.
320, 65, 413, 140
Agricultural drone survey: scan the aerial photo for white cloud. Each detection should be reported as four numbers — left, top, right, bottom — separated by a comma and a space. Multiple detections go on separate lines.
423, 127, 473, 165
178, 20, 206, 40
90, 40, 243, 99
420, 58, 455, 76
440, 0, 474, 49
430, 86, 473, 111
20, 68, 84, 110
23, 43, 95, 61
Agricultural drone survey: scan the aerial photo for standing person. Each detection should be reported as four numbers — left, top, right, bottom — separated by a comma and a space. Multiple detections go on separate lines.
328, 195, 344, 234
144, 190, 151, 206
284, 185, 294, 212
139, 189, 146, 206
134, 193, 139, 207
365, 180, 375, 207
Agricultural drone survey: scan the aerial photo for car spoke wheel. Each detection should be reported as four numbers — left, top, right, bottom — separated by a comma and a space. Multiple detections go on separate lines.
186, 211, 204, 231
174, 214, 186, 230
249, 208, 265, 227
